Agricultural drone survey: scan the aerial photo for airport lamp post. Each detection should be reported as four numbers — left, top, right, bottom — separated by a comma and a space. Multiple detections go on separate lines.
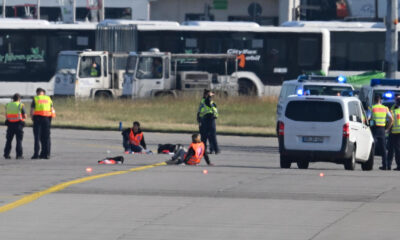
37, 0, 40, 19
2, 0, 5, 18
385, 0, 398, 78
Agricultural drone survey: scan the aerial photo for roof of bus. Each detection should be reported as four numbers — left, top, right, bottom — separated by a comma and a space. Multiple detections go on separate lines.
281, 21, 393, 32
182, 21, 260, 28
98, 19, 180, 27
0, 18, 97, 30
137, 24, 327, 33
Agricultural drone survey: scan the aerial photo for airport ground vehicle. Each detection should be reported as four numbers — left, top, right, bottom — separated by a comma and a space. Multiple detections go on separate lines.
278, 95, 374, 170
121, 50, 243, 98
359, 79, 400, 110
277, 75, 354, 127
54, 50, 128, 98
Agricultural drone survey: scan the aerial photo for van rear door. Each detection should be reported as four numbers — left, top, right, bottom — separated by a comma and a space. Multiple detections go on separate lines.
283, 99, 344, 151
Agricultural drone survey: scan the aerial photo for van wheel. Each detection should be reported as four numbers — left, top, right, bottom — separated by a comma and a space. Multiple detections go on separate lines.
297, 159, 309, 169
361, 145, 374, 171
344, 148, 356, 170
280, 155, 291, 169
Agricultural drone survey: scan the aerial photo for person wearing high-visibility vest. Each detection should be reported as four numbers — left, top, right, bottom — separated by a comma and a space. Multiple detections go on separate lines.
166, 133, 213, 166
390, 97, 400, 171
368, 95, 393, 170
90, 62, 100, 77
3, 93, 26, 159
121, 121, 147, 153
387, 95, 400, 168
197, 89, 220, 154
30, 88, 54, 159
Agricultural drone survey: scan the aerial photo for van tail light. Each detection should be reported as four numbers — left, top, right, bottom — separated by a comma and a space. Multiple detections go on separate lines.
278, 121, 285, 136
343, 123, 350, 138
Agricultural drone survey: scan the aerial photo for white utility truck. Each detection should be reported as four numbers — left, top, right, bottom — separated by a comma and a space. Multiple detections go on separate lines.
54, 50, 128, 98
121, 49, 250, 98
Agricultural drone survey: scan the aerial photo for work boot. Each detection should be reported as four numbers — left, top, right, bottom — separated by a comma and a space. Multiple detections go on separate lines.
4, 155, 11, 159
16, 156, 24, 160
31, 155, 39, 160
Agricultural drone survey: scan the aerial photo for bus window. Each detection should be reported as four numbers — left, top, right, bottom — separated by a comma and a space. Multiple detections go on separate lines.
298, 38, 319, 67
266, 38, 287, 68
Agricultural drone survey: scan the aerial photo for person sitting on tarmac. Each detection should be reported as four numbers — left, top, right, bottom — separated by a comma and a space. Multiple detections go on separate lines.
122, 121, 147, 153
166, 133, 213, 166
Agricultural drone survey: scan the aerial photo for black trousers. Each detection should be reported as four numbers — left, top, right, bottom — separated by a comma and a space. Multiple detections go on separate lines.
4, 122, 24, 157
392, 134, 400, 168
372, 127, 388, 168
200, 118, 219, 153
33, 116, 51, 157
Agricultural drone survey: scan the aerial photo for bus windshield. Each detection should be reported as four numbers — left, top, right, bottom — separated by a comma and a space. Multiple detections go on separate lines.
57, 55, 79, 71
304, 85, 353, 96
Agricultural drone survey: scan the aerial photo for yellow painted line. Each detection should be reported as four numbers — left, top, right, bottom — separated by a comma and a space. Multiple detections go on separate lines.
0, 162, 167, 213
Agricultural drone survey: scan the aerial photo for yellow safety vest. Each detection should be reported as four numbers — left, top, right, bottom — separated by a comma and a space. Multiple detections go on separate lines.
6, 102, 24, 122
33, 95, 52, 117
392, 108, 400, 134
90, 67, 98, 77
371, 104, 389, 127
198, 98, 218, 119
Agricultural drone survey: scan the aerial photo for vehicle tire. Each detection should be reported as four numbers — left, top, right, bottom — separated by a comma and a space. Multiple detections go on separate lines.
344, 148, 356, 170
280, 155, 291, 169
297, 159, 309, 169
95, 91, 112, 99
361, 145, 374, 171
238, 79, 257, 96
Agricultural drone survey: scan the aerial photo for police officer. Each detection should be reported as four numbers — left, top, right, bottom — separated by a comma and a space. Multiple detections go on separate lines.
3, 93, 26, 159
387, 95, 400, 168
390, 97, 400, 170
368, 95, 393, 170
30, 88, 54, 159
198, 89, 219, 154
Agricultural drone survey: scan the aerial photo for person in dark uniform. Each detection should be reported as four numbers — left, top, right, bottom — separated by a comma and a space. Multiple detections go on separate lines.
198, 89, 220, 154
30, 88, 54, 160
368, 95, 393, 170
387, 95, 400, 169
390, 97, 400, 170
122, 121, 147, 153
3, 93, 26, 159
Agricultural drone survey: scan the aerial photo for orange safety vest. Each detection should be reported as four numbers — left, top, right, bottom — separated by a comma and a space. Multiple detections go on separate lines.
129, 130, 143, 146
6, 102, 25, 122
185, 142, 205, 165
33, 95, 52, 117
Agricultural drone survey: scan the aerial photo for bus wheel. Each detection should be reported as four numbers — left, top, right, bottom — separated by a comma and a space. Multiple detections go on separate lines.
238, 79, 257, 96
95, 91, 112, 99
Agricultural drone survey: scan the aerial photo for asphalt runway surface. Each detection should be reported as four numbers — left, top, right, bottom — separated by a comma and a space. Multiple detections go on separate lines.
0, 127, 399, 239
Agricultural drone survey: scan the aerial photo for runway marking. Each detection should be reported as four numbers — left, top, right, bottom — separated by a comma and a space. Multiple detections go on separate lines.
0, 162, 166, 213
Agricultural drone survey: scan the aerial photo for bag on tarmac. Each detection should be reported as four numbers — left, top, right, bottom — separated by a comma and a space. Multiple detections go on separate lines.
98, 156, 124, 164
157, 144, 182, 154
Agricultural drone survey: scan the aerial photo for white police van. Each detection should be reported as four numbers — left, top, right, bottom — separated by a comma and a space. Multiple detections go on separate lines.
278, 95, 374, 170
359, 79, 400, 110
277, 75, 355, 131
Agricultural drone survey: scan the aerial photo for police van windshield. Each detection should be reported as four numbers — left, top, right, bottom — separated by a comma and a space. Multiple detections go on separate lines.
57, 55, 79, 71
304, 85, 353, 96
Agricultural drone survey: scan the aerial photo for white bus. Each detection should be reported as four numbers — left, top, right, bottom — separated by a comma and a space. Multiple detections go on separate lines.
97, 20, 330, 95
283, 21, 390, 77
0, 0, 149, 21
0, 18, 96, 97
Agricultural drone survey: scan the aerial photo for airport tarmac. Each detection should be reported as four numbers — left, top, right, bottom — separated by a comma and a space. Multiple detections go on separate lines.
0, 127, 398, 240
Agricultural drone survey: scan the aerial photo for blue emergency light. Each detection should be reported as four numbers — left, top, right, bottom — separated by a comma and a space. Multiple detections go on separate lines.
297, 88, 304, 96
371, 78, 400, 87
383, 91, 394, 99
297, 75, 347, 83
337, 75, 346, 83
